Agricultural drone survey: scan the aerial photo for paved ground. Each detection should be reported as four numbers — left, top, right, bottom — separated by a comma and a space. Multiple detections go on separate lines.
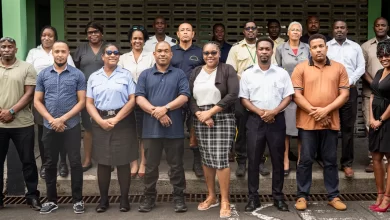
1, 201, 390, 220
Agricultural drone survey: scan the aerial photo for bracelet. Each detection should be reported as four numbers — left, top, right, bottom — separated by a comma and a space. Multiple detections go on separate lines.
379, 117, 384, 123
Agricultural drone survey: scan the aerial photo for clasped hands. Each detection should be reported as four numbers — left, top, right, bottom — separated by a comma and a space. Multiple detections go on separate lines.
369, 118, 382, 131
151, 106, 172, 127
309, 106, 331, 128
195, 111, 214, 128
49, 117, 68, 132
0, 109, 14, 124
98, 117, 119, 131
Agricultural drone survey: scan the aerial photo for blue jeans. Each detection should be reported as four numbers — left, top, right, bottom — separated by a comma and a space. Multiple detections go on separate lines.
297, 129, 339, 201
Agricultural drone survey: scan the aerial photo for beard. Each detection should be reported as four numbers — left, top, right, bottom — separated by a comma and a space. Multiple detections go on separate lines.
55, 61, 67, 67
260, 57, 270, 64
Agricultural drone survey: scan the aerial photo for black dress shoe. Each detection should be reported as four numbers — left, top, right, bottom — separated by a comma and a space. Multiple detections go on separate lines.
59, 163, 69, 177
284, 169, 290, 177
27, 198, 42, 211
40, 167, 46, 179
119, 198, 130, 212
273, 199, 289, 211
174, 197, 188, 213
96, 202, 109, 213
138, 196, 156, 212
235, 163, 246, 177
245, 200, 261, 212
82, 163, 93, 172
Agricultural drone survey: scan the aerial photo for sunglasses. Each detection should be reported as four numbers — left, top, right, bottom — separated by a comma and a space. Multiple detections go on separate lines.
105, 50, 120, 56
132, 25, 145, 31
203, 51, 218, 56
87, 30, 101, 35
377, 54, 390, 59
244, 26, 257, 31
0, 37, 16, 43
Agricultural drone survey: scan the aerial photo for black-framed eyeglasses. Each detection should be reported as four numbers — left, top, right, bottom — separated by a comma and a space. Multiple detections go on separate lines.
0, 37, 16, 43
105, 50, 120, 56
132, 25, 145, 31
203, 51, 218, 56
87, 30, 100, 35
244, 26, 257, 31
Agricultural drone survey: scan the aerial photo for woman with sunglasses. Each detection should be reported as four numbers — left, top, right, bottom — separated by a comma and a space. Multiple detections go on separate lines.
86, 44, 138, 212
26, 25, 74, 179
118, 25, 154, 178
369, 39, 390, 212
275, 21, 309, 176
189, 42, 238, 218
73, 21, 106, 172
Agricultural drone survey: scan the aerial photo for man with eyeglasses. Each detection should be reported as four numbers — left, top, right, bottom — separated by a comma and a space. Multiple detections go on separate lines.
0, 37, 41, 211
171, 22, 204, 177
326, 20, 365, 179
144, 17, 177, 53
34, 41, 86, 214
136, 41, 190, 213
300, 16, 332, 44
226, 21, 268, 177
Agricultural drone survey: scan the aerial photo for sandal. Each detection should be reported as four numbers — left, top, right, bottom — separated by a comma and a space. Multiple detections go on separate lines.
370, 192, 385, 210
220, 201, 231, 218
198, 198, 219, 211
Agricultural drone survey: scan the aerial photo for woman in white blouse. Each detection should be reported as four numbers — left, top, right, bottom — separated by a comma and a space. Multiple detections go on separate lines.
26, 25, 75, 179
118, 25, 155, 178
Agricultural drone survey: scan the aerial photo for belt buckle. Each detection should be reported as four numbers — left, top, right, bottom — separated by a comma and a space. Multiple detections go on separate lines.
107, 110, 116, 116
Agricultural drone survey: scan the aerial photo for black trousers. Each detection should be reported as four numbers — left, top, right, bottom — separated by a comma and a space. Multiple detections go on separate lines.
42, 125, 83, 203
37, 124, 67, 165
246, 113, 285, 200
143, 138, 185, 199
297, 129, 339, 201
339, 86, 358, 168
235, 100, 248, 165
0, 125, 39, 201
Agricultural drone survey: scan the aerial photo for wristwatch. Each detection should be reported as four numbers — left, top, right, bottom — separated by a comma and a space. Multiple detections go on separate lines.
9, 108, 15, 116
165, 105, 171, 112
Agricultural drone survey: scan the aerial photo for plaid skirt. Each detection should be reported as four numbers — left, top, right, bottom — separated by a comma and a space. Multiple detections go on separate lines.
193, 105, 236, 169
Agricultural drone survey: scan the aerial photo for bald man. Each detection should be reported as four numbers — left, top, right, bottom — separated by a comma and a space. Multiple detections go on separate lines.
171, 23, 204, 177
136, 41, 190, 213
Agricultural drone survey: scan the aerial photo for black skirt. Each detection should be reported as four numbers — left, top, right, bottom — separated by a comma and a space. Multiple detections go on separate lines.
92, 112, 138, 166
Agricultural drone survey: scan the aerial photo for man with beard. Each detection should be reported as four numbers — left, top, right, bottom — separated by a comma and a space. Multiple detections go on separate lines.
171, 23, 204, 177
293, 34, 349, 211
300, 16, 332, 44
361, 17, 390, 172
136, 41, 190, 213
211, 23, 232, 63
34, 41, 86, 214
326, 20, 365, 179
0, 37, 41, 211
267, 19, 285, 64
239, 38, 293, 212
227, 21, 268, 177
144, 17, 177, 52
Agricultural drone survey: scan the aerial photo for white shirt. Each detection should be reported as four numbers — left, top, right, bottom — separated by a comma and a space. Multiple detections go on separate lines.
144, 35, 177, 52
26, 45, 75, 75
239, 64, 294, 110
326, 38, 365, 85
193, 68, 221, 106
118, 50, 155, 83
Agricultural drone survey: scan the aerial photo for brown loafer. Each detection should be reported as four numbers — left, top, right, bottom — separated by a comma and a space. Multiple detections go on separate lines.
328, 197, 347, 211
365, 162, 374, 173
343, 167, 354, 178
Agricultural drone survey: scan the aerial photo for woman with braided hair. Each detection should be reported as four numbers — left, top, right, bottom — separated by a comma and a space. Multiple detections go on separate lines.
369, 39, 390, 212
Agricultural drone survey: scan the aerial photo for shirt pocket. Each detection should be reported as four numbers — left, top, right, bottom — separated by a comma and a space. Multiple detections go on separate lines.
63, 80, 77, 92
113, 77, 129, 94
237, 52, 249, 61
272, 81, 284, 99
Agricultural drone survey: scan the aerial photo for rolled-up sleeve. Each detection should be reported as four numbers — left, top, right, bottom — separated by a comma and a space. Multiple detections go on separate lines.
216, 64, 239, 109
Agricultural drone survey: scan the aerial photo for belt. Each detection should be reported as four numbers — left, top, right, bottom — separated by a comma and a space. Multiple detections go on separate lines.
97, 108, 122, 117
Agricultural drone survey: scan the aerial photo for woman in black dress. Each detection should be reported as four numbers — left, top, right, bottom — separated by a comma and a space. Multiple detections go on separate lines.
369, 39, 390, 212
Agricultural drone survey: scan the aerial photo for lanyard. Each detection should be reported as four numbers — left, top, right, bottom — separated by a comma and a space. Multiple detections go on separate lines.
245, 45, 256, 64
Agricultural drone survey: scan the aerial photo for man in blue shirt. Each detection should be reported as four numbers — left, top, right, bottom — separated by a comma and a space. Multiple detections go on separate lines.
136, 41, 190, 213
34, 41, 86, 214
171, 22, 204, 177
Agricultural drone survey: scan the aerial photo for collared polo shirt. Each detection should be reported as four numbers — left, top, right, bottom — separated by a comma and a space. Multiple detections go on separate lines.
269, 37, 286, 65
291, 58, 349, 131
26, 45, 75, 75
239, 64, 294, 110
87, 66, 136, 110
144, 35, 177, 53
275, 41, 310, 75
0, 59, 36, 128
171, 44, 204, 79
36, 64, 86, 130
226, 39, 258, 79
361, 36, 389, 97
326, 38, 365, 85
135, 65, 190, 139
220, 41, 232, 64
118, 50, 155, 83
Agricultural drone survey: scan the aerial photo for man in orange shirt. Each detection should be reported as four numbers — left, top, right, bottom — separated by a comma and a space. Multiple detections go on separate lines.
291, 34, 349, 211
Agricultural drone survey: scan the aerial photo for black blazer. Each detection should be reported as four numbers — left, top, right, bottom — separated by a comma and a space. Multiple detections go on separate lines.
189, 62, 239, 114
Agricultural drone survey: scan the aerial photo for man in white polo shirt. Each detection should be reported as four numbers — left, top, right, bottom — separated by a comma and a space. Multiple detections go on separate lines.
144, 16, 177, 52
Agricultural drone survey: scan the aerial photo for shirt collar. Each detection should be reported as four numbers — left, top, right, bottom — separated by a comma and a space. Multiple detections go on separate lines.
0, 59, 20, 69
151, 64, 174, 74
51, 64, 69, 73
309, 57, 331, 66
253, 64, 276, 73
370, 36, 390, 45
329, 38, 352, 46
175, 44, 196, 51
96, 66, 125, 78
242, 39, 257, 47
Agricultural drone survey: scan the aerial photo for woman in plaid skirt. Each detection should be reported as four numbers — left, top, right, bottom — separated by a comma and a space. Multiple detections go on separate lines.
189, 42, 239, 218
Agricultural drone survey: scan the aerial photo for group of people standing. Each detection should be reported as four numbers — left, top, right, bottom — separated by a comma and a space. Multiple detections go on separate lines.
0, 14, 390, 219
